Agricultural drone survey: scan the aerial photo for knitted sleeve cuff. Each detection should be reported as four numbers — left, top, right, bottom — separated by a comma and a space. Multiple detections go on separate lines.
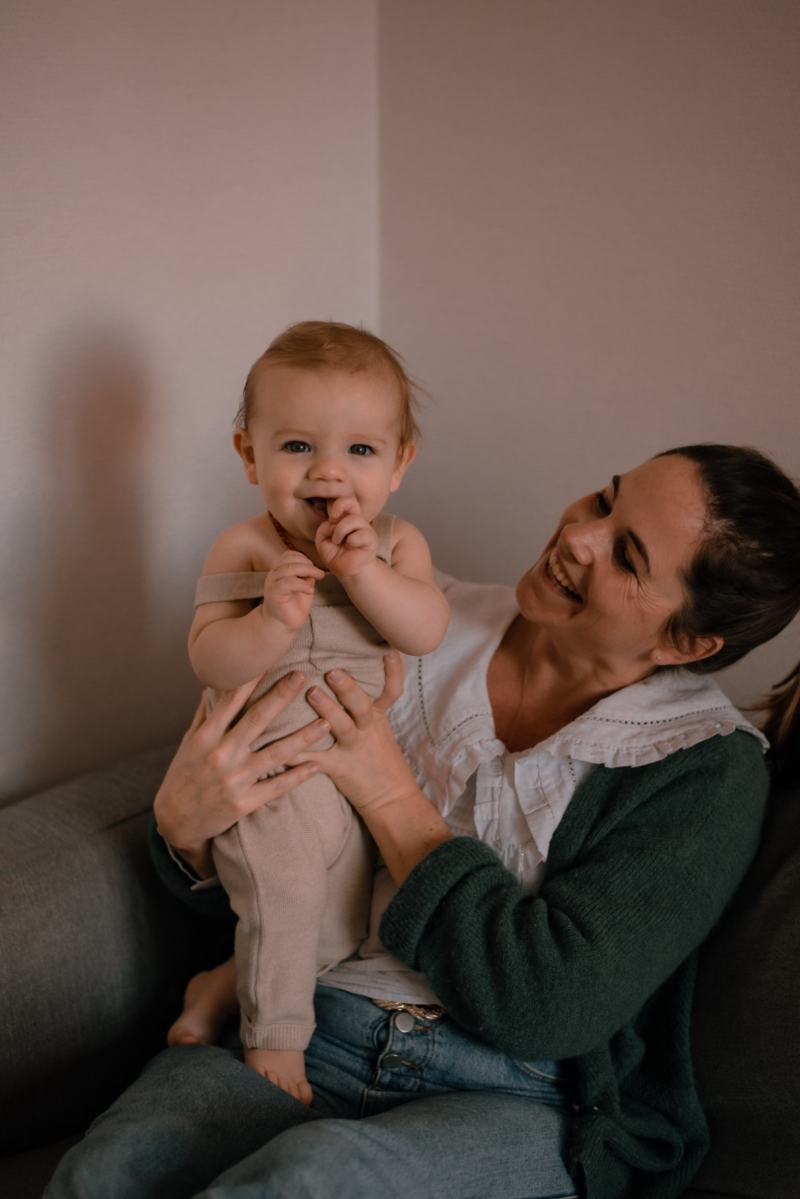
148, 817, 236, 922
379, 835, 504, 968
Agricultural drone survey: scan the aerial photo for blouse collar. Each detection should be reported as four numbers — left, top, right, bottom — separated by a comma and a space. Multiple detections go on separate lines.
537, 666, 768, 768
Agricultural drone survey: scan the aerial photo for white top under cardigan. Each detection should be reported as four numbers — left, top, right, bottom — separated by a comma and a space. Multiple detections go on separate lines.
320, 572, 768, 1005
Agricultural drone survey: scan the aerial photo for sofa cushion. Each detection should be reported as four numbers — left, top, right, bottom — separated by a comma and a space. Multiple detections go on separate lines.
688, 784, 800, 1199
0, 744, 219, 1159
0, 1135, 82, 1199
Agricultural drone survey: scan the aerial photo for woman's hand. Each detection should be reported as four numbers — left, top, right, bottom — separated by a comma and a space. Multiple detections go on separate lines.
153, 672, 329, 880
295, 653, 452, 885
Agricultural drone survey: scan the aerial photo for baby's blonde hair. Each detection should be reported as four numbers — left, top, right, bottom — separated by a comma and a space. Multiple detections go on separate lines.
236, 321, 423, 448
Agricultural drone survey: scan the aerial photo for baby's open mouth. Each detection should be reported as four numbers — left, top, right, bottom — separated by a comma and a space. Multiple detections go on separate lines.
304, 497, 330, 517
547, 550, 582, 603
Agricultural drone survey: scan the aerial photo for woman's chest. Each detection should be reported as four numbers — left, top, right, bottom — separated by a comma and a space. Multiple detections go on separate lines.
486, 643, 580, 753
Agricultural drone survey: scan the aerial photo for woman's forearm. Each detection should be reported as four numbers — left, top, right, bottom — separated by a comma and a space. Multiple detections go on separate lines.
358, 788, 452, 886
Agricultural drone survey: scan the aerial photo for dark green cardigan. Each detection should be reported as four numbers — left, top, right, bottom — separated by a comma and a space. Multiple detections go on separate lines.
380, 730, 768, 1199
151, 729, 768, 1199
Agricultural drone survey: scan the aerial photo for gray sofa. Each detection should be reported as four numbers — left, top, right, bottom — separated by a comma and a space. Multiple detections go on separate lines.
0, 747, 797, 1198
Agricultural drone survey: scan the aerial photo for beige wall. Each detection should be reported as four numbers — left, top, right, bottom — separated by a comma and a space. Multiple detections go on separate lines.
3, 1, 798, 802
379, 0, 800, 712
0, 0, 379, 801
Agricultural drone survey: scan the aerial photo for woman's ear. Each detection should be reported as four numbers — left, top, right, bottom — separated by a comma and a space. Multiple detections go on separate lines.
233, 429, 259, 485
650, 634, 724, 668
389, 441, 417, 492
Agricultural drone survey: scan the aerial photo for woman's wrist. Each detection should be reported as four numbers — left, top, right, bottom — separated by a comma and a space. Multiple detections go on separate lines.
357, 787, 452, 886
168, 839, 216, 881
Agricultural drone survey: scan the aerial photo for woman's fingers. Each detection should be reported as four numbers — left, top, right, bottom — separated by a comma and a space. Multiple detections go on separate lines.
375, 651, 405, 712
219, 759, 323, 826
227, 671, 307, 748
249, 716, 330, 774
314, 670, 374, 731
204, 676, 268, 735
249, 760, 321, 807
304, 682, 357, 738
184, 693, 209, 738
304, 656, 404, 740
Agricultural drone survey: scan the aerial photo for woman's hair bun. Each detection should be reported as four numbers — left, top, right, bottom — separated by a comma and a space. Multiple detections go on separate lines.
658, 444, 800, 783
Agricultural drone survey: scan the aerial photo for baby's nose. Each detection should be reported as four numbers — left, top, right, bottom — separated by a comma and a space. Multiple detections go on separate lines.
309, 454, 345, 480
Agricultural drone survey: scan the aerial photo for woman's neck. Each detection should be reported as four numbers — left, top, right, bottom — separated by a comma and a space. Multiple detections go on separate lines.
487, 616, 655, 753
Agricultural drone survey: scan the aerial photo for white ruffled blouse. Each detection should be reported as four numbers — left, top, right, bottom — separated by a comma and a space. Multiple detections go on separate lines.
321, 572, 767, 1005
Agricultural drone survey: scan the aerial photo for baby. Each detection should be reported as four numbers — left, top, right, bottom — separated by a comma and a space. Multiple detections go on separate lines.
168, 321, 449, 1103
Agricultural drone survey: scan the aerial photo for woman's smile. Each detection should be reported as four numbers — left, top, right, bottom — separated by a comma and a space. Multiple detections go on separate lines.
545, 549, 583, 603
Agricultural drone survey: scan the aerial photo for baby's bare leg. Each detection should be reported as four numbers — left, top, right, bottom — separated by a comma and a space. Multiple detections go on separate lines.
166, 963, 313, 1105
244, 1048, 313, 1105
167, 956, 239, 1047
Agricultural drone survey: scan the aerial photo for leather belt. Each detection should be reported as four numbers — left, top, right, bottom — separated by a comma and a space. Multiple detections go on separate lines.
372, 999, 448, 1021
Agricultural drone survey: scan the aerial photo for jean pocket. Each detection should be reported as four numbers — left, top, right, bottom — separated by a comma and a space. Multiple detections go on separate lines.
511, 1058, 563, 1082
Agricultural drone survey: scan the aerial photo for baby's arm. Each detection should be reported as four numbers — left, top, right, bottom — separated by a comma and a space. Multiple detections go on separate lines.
317, 502, 449, 655
189, 522, 325, 690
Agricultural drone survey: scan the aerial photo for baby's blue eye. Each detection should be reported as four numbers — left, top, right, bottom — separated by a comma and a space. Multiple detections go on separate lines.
349, 444, 373, 456
283, 441, 311, 454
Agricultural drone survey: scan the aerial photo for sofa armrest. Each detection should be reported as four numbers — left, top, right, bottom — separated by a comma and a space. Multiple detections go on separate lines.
687, 783, 800, 1199
0, 745, 224, 1159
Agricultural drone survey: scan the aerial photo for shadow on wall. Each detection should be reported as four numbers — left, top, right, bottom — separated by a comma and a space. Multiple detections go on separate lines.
34, 324, 190, 790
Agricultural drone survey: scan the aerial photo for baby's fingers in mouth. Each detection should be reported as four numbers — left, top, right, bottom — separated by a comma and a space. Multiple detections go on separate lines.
304, 497, 329, 516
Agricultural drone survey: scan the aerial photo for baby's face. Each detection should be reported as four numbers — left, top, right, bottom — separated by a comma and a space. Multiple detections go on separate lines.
234, 365, 414, 543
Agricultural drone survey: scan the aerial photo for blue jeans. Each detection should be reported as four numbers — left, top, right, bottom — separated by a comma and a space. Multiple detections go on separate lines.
46, 986, 579, 1199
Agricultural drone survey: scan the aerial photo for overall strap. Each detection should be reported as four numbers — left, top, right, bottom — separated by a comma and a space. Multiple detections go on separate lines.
195, 514, 395, 607
195, 572, 267, 607
373, 512, 395, 567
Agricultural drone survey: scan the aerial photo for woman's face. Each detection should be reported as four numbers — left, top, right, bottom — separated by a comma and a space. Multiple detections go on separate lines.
516, 454, 715, 671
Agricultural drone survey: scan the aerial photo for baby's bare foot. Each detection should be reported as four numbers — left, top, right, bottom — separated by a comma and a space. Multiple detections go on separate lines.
245, 1048, 313, 1106
167, 957, 239, 1047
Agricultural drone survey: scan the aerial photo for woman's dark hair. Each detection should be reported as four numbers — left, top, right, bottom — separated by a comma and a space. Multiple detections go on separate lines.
657, 444, 800, 785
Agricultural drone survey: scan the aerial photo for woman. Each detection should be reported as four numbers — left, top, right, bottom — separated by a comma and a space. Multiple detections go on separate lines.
47, 445, 800, 1199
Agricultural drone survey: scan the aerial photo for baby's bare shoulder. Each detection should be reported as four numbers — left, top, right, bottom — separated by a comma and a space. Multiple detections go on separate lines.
391, 516, 431, 554
390, 517, 435, 577
202, 516, 280, 575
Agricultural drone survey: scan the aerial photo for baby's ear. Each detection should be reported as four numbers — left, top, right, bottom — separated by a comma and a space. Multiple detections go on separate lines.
390, 441, 417, 491
233, 429, 259, 484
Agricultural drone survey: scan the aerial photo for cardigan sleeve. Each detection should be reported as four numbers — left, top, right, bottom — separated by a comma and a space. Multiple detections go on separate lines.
148, 818, 236, 922
379, 730, 769, 1061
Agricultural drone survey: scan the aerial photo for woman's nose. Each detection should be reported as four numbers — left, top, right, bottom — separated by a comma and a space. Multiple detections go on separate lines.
560, 520, 607, 567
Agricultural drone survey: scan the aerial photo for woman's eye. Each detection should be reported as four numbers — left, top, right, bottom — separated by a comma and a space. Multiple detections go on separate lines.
595, 490, 611, 515
349, 444, 373, 456
614, 541, 636, 575
282, 441, 310, 454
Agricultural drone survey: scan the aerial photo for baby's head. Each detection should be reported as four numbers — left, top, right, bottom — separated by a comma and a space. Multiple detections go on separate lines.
234, 321, 423, 539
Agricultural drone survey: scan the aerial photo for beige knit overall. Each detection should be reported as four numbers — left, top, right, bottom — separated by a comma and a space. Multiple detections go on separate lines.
194, 513, 394, 1052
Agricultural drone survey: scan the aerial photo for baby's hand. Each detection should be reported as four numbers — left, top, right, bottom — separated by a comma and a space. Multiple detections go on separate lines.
316, 498, 379, 577
262, 551, 325, 631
